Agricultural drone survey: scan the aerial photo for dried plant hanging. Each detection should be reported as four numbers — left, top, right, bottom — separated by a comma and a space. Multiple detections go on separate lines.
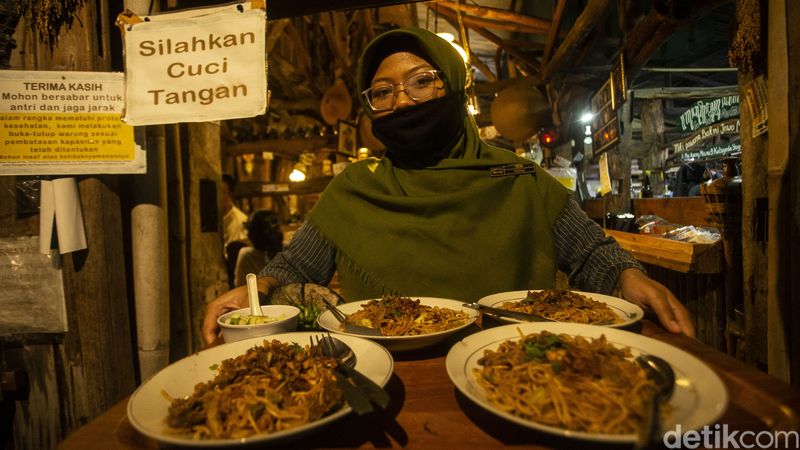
728, 0, 762, 74
16, 0, 87, 50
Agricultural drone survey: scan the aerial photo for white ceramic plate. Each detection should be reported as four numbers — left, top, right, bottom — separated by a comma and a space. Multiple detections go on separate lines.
127, 332, 393, 447
317, 297, 479, 351
446, 322, 727, 444
477, 289, 644, 328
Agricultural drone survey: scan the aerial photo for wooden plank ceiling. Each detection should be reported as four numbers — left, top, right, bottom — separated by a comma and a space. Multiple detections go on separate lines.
211, 0, 734, 153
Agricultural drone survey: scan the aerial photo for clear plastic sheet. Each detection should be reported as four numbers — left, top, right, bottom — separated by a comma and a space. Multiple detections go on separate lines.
0, 236, 67, 335
662, 225, 722, 244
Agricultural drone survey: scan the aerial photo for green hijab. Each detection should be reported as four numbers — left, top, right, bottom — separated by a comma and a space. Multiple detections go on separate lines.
308, 27, 570, 302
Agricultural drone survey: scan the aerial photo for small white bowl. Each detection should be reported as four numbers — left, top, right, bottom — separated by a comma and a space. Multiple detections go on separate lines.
218, 305, 300, 343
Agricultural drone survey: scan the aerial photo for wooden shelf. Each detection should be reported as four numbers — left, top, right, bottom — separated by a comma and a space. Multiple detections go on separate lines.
225, 136, 332, 159
235, 176, 333, 198
605, 229, 722, 274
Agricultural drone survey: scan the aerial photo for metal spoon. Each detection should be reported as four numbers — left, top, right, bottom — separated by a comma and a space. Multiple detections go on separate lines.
635, 354, 676, 449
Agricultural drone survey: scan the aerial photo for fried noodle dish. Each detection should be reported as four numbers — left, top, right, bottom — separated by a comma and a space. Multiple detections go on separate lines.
500, 290, 620, 324
164, 339, 343, 440
474, 331, 658, 434
345, 295, 471, 336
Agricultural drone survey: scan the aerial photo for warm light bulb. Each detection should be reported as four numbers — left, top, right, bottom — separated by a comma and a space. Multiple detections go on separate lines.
289, 169, 306, 182
450, 42, 468, 63
436, 32, 455, 42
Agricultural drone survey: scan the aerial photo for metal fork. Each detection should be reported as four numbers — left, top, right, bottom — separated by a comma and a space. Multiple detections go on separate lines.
311, 334, 391, 413
321, 299, 383, 336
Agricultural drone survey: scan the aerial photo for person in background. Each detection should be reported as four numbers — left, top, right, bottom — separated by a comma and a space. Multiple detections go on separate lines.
222, 174, 249, 248
203, 27, 695, 344
222, 174, 250, 289
674, 162, 709, 197
234, 210, 284, 287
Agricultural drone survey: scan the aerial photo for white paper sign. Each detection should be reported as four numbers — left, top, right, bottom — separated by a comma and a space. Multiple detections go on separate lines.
599, 152, 612, 196
122, 6, 267, 125
0, 70, 144, 175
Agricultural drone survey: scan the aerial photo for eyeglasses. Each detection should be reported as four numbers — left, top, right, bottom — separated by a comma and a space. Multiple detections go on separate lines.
361, 70, 442, 112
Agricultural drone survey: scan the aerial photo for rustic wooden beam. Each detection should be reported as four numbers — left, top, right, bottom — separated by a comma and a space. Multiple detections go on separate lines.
766, 0, 799, 383
474, 75, 543, 95
469, 49, 497, 82
431, 4, 540, 71
632, 85, 739, 99
435, 0, 551, 31
434, 11, 497, 81
623, 0, 734, 83
447, 11, 548, 35
540, 0, 567, 71
541, 0, 612, 81
617, 0, 643, 35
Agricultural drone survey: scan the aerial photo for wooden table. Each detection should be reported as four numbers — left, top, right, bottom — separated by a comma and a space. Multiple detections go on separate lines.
58, 320, 800, 450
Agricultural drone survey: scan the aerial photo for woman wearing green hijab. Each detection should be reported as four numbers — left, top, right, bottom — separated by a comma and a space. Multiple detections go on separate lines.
203, 27, 694, 344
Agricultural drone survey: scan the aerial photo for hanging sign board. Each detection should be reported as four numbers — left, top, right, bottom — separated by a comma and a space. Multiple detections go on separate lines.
678, 95, 739, 132
743, 75, 768, 137
0, 70, 143, 175
118, 3, 267, 125
674, 141, 741, 163
671, 118, 740, 153
598, 153, 612, 196
591, 77, 619, 156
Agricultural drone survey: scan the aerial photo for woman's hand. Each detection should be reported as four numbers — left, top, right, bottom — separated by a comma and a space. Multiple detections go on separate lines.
619, 268, 696, 338
202, 276, 280, 345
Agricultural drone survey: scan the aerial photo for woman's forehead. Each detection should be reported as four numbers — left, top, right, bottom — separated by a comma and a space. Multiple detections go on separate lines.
371, 52, 434, 83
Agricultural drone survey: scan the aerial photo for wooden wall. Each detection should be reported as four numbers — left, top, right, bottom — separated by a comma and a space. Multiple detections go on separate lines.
0, 2, 136, 449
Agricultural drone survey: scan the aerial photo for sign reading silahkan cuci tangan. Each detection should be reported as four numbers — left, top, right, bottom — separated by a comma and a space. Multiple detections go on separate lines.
120, 5, 266, 125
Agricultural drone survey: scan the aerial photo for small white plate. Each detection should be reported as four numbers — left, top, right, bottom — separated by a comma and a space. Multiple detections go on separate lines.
446, 322, 728, 444
317, 297, 479, 351
127, 332, 393, 447
477, 289, 644, 328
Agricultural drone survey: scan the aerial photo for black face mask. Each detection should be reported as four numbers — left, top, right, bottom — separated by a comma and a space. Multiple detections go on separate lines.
371, 94, 466, 168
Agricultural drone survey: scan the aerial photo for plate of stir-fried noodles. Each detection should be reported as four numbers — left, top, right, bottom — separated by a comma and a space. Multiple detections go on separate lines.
317, 296, 478, 351
127, 332, 393, 447
477, 289, 644, 327
445, 323, 727, 443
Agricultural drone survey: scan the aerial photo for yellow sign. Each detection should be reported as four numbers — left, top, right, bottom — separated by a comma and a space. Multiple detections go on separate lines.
0, 70, 142, 175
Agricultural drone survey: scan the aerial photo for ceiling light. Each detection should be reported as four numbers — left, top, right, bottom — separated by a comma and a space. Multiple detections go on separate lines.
580, 112, 594, 124
436, 32, 468, 63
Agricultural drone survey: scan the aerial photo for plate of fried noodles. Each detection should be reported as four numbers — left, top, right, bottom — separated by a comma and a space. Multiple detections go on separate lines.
477, 289, 644, 327
445, 323, 727, 444
127, 332, 393, 447
317, 296, 479, 351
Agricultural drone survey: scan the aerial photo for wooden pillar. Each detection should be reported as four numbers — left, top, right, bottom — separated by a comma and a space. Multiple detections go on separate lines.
185, 122, 228, 352
766, 0, 800, 384
729, 0, 768, 365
